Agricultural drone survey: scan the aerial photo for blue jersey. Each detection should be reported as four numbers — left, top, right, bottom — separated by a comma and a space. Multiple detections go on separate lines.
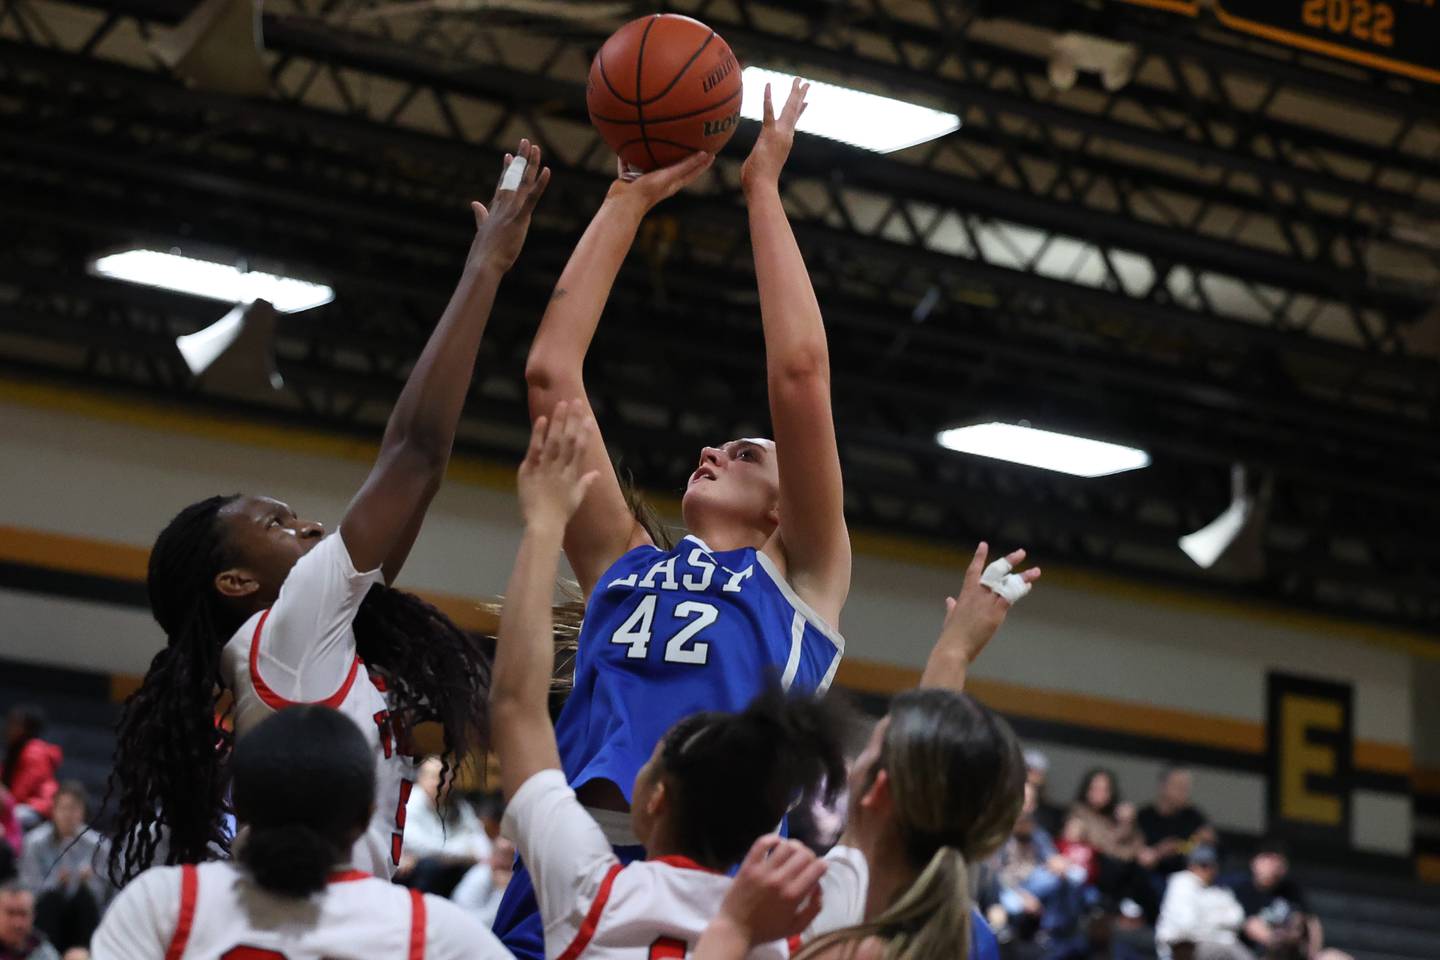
555, 534, 845, 801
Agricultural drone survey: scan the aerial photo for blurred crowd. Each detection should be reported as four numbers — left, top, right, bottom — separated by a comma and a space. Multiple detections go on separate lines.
964, 751, 1352, 960
0, 703, 1362, 960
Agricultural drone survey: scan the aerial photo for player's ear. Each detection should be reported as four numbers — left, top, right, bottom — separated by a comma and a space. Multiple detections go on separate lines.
859, 768, 892, 815
646, 778, 669, 819
214, 567, 260, 599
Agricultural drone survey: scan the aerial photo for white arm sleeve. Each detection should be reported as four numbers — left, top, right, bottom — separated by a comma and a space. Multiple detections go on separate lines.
90, 867, 182, 960
802, 844, 869, 941
423, 894, 513, 959
501, 770, 620, 947
253, 531, 384, 702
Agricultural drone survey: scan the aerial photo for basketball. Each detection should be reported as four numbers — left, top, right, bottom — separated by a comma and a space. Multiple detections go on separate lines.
587, 14, 743, 172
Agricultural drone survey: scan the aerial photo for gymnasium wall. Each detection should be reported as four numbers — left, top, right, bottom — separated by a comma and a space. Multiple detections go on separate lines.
0, 380, 1429, 865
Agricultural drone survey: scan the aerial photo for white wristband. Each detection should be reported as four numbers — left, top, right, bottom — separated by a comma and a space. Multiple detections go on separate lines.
500, 155, 527, 192
980, 557, 1031, 604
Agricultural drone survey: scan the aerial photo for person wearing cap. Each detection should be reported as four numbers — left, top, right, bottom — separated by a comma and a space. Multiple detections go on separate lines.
1155, 845, 1249, 960
1230, 839, 1352, 960
1024, 749, 1066, 838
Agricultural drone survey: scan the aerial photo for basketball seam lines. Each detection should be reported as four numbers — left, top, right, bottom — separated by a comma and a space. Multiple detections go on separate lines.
636, 16, 659, 170
637, 31, 716, 106
609, 135, 717, 152
590, 88, 741, 126
597, 54, 632, 106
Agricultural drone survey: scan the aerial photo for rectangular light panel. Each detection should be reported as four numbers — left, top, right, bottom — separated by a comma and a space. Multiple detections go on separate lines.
937, 422, 1150, 478
90, 249, 334, 314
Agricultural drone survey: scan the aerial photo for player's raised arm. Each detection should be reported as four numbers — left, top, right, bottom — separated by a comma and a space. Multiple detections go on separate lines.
342, 141, 550, 583
920, 542, 1040, 691
491, 402, 600, 800
524, 155, 711, 598
743, 80, 851, 627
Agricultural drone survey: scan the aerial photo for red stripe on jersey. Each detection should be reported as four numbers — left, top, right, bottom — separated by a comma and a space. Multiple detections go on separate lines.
248, 608, 362, 710
327, 870, 371, 883
407, 888, 427, 960
165, 864, 199, 960
556, 862, 624, 960
652, 855, 722, 874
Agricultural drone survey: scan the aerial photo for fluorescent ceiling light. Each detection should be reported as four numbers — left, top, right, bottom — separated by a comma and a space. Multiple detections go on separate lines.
936, 422, 1150, 478
90, 249, 334, 313
740, 66, 960, 153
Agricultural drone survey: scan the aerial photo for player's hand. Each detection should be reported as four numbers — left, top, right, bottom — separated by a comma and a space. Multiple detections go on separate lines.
712, 836, 827, 946
518, 400, 600, 533
741, 78, 808, 191
607, 152, 713, 212
937, 542, 1041, 668
468, 138, 552, 274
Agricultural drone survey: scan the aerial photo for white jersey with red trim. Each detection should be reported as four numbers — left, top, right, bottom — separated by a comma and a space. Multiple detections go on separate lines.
90, 860, 510, 960
502, 769, 796, 960
221, 532, 414, 878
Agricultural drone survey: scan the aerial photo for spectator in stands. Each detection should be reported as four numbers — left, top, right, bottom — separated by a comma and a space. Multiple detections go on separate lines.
1065, 768, 1157, 921
397, 756, 492, 898
1156, 845, 1247, 960
18, 783, 108, 957
1139, 765, 1217, 878
0, 789, 20, 882
0, 882, 58, 960
1231, 838, 1351, 960
984, 782, 1092, 960
1025, 749, 1066, 837
1, 709, 61, 832
452, 836, 516, 928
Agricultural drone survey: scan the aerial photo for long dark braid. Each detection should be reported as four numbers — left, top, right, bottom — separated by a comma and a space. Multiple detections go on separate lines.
106, 495, 240, 884
104, 494, 499, 885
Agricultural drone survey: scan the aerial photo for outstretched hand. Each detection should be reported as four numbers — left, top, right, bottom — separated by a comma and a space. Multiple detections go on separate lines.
517, 400, 599, 533
938, 542, 1041, 668
607, 152, 714, 212
741, 77, 809, 191
713, 836, 827, 947
468, 138, 552, 274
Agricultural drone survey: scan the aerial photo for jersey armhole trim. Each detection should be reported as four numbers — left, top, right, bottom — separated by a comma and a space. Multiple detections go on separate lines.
248, 608, 362, 710
407, 888, 426, 960
164, 864, 198, 960
555, 862, 623, 960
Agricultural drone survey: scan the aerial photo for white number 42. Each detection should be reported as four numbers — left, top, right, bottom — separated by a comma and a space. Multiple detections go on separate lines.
610, 596, 718, 665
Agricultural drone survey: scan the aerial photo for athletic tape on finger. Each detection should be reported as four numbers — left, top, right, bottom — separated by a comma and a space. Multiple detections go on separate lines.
500, 156, 527, 192
980, 557, 1031, 603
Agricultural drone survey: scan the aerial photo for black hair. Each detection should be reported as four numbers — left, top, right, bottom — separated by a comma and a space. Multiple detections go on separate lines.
104, 494, 493, 885
1, 705, 45, 789
1075, 766, 1120, 818
658, 682, 849, 870
233, 706, 375, 897
1256, 835, 1290, 859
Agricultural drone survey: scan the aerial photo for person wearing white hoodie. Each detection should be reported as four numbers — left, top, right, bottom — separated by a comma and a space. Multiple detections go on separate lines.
1156, 846, 1248, 960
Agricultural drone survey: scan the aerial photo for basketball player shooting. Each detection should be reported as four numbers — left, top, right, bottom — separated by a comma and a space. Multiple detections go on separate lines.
494, 80, 849, 957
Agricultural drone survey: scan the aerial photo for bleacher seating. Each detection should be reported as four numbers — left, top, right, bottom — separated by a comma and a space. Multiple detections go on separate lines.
0, 657, 120, 820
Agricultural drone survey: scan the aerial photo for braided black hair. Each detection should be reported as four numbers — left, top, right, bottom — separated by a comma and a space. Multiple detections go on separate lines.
659, 682, 850, 870
104, 494, 494, 885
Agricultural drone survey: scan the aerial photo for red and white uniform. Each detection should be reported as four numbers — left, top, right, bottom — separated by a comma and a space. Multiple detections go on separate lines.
221, 532, 412, 878
90, 860, 510, 959
505, 769, 817, 960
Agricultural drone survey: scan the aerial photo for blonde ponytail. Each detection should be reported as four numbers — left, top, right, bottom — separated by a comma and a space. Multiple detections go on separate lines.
793, 847, 973, 960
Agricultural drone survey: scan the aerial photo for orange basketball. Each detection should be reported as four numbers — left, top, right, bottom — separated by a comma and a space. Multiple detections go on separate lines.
587, 14, 743, 172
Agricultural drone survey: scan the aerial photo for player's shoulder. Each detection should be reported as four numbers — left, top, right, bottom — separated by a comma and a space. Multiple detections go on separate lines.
421, 892, 510, 958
